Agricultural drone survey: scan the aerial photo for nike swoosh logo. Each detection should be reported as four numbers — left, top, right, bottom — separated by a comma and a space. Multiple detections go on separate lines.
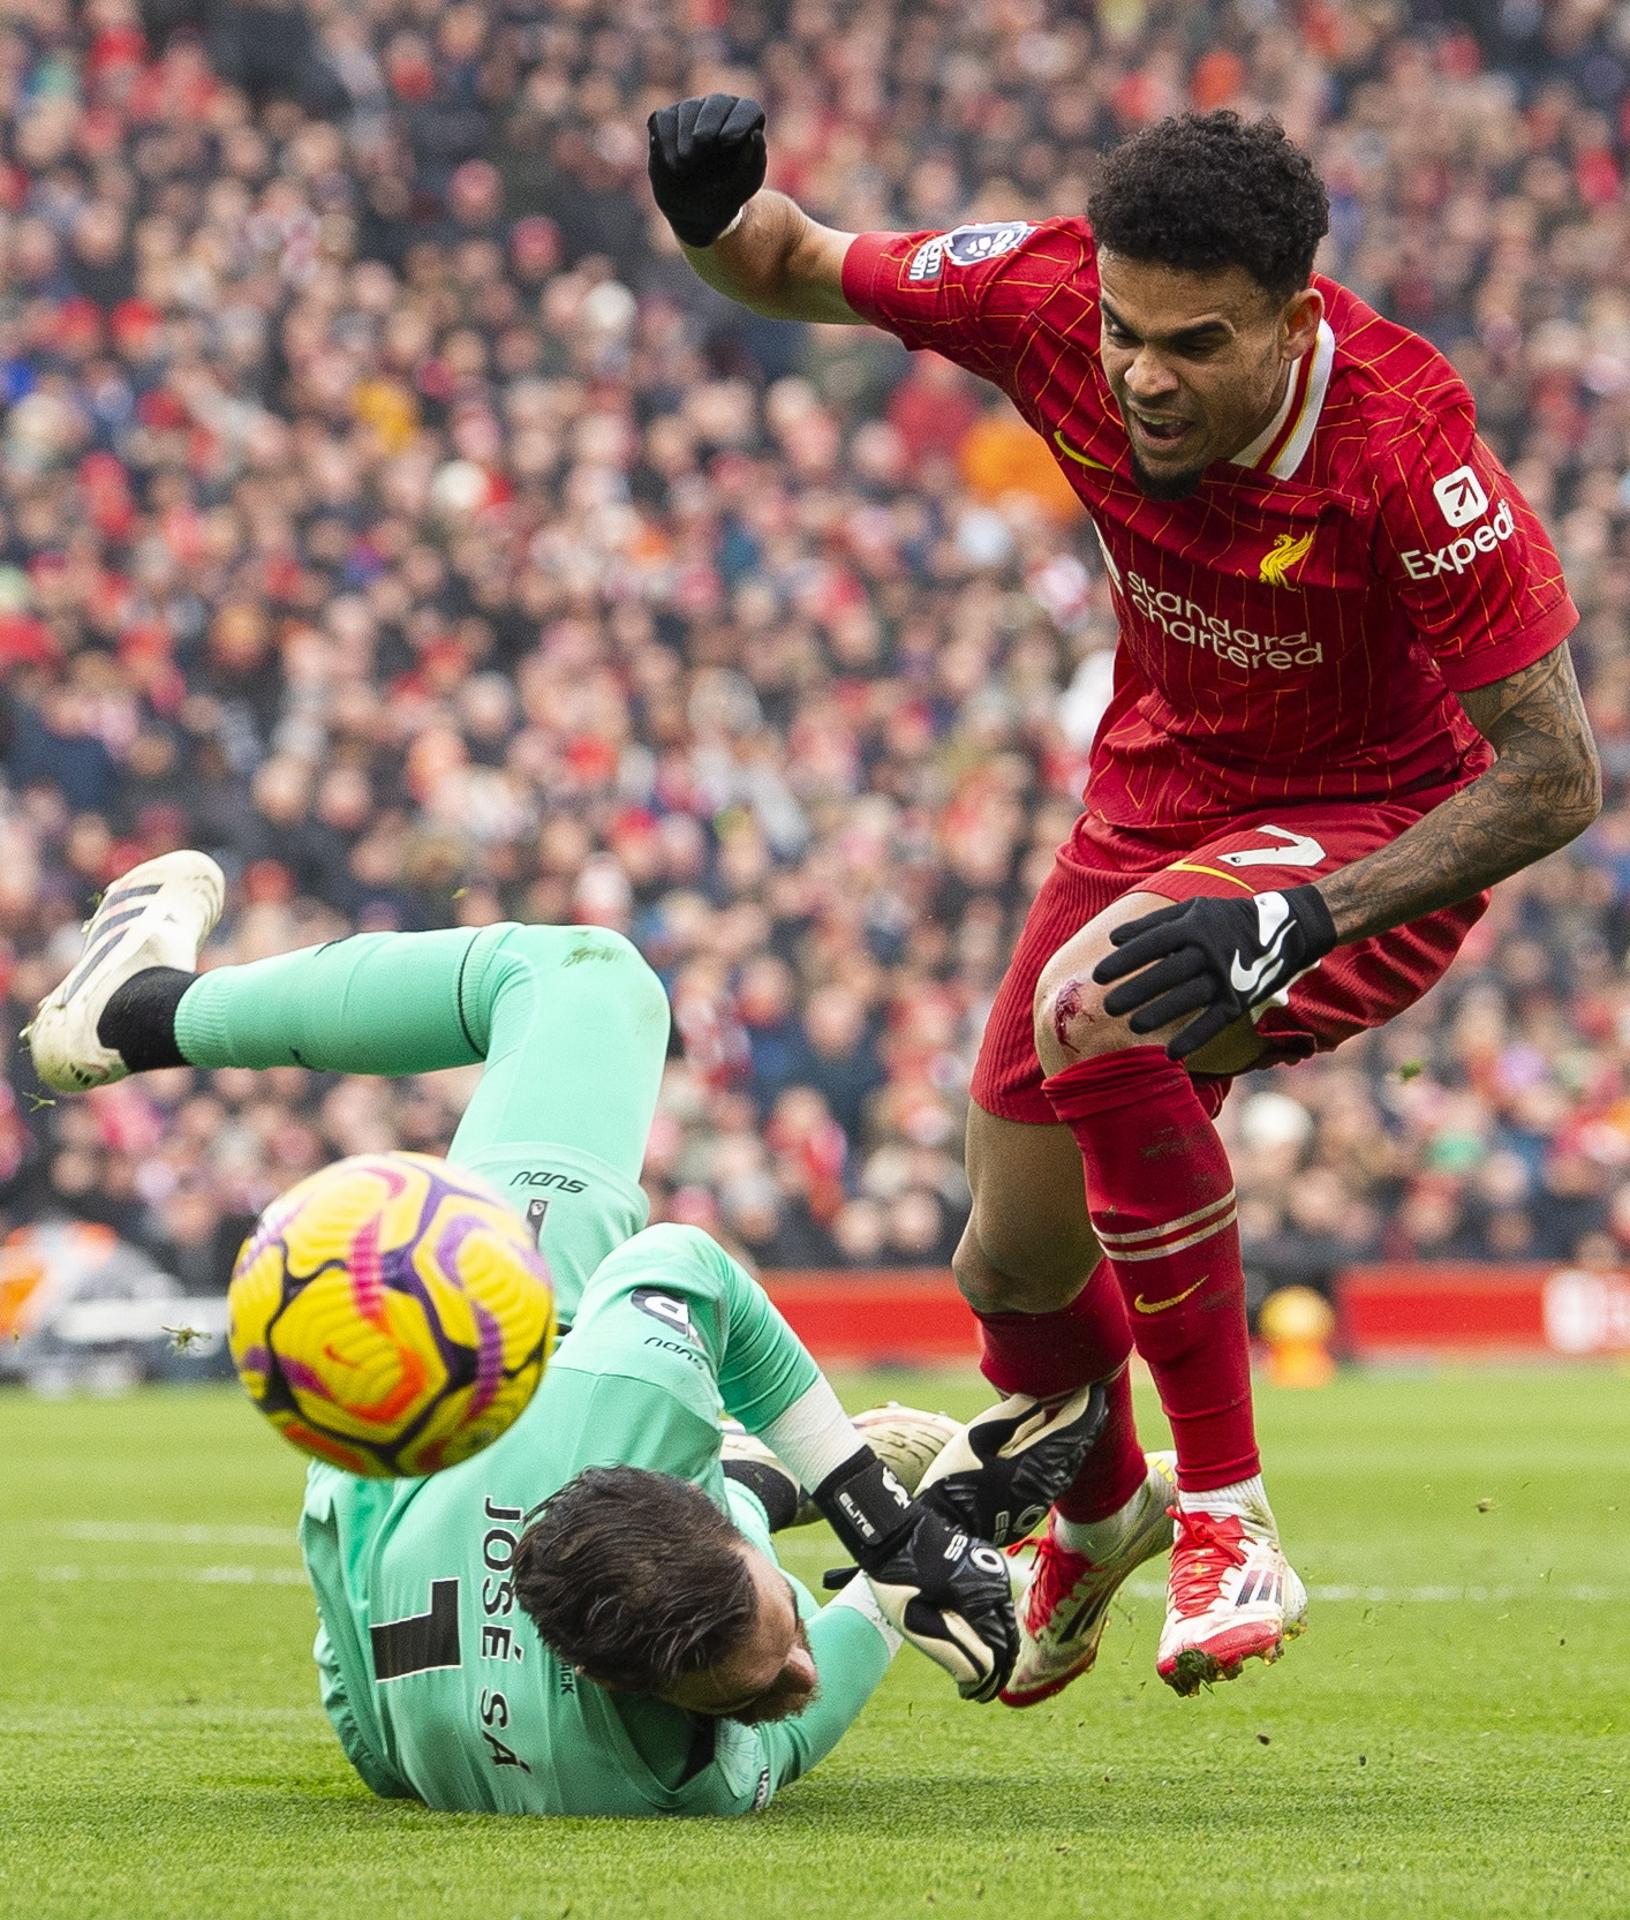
1052, 428, 1111, 471
1133, 1276, 1209, 1314
1229, 895, 1295, 997
1229, 947, 1280, 996
1229, 919, 1295, 995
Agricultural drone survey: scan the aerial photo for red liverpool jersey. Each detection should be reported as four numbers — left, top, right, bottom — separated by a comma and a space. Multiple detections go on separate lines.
842, 218, 1578, 831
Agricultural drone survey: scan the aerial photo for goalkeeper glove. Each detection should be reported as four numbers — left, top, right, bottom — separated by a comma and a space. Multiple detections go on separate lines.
813, 1451, 1017, 1702
1092, 885, 1337, 1060
647, 93, 768, 248
914, 1385, 1107, 1547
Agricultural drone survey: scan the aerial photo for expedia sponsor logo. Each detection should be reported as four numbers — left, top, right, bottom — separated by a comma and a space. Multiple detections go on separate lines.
908, 221, 1032, 283
1432, 464, 1490, 529
1122, 569, 1323, 671
1401, 499, 1515, 579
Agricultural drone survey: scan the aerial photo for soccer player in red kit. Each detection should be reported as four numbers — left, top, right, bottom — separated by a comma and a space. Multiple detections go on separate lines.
646, 98, 1601, 1702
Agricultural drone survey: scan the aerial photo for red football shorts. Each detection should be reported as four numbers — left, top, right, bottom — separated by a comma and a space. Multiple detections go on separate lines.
972, 798, 1487, 1125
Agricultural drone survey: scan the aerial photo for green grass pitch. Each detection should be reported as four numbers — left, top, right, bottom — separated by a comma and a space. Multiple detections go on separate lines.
3, 1367, 1626, 1920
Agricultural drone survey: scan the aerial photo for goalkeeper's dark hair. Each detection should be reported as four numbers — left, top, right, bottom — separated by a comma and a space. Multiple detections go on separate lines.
1088, 111, 1329, 302
514, 1466, 757, 1693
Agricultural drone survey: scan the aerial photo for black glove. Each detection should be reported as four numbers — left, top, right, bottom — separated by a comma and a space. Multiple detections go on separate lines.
813, 1451, 1017, 1702
1092, 885, 1337, 1061
914, 1386, 1107, 1547
647, 93, 767, 248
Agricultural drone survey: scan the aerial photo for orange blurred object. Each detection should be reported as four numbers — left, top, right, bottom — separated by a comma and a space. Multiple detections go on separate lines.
958, 410, 1082, 521
1257, 1284, 1337, 1388
352, 377, 420, 453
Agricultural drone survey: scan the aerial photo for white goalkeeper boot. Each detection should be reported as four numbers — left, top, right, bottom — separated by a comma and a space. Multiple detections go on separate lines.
26, 850, 224, 1092
1001, 1452, 1177, 1708
1156, 1490, 1309, 1695
722, 1403, 960, 1528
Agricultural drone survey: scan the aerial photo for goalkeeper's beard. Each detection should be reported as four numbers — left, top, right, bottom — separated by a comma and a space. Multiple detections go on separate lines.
730, 1621, 819, 1725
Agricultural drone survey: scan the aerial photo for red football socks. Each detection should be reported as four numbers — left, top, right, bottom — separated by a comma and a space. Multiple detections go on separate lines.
974, 1265, 1131, 1399
1043, 1047, 1260, 1494
974, 1265, 1147, 1525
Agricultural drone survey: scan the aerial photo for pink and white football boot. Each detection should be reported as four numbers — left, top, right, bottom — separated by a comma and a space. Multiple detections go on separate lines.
1156, 1495, 1308, 1695
1001, 1452, 1177, 1708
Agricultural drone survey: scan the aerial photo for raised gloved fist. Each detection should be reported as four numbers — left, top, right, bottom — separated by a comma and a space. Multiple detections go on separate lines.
1092, 885, 1337, 1061
647, 93, 767, 247
814, 1451, 1018, 1702
915, 1385, 1107, 1547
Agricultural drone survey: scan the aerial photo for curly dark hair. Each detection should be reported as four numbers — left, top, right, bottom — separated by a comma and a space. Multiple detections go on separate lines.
513, 1466, 757, 1693
1088, 111, 1330, 301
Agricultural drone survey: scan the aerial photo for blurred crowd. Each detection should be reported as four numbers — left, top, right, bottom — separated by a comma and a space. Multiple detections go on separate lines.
3, 0, 1630, 1299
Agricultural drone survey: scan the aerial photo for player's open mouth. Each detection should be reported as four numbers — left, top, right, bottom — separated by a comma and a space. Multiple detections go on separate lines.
1129, 412, 1193, 449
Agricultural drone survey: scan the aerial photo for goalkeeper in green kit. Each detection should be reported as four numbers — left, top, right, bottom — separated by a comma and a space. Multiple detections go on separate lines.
30, 852, 1108, 1817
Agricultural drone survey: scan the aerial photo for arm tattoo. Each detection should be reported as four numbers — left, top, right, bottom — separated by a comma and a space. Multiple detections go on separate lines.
1319, 643, 1602, 945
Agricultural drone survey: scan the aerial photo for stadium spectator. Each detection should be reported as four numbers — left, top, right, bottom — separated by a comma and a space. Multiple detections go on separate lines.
3, 0, 1630, 1291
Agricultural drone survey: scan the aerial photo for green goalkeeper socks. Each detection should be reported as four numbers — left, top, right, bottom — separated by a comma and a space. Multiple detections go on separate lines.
176, 927, 495, 1080
172, 923, 670, 1182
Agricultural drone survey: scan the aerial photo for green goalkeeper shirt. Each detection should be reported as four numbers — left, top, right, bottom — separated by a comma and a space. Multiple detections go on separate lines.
299, 1224, 894, 1817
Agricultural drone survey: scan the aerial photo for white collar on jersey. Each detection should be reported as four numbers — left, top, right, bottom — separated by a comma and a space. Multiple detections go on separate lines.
1228, 317, 1336, 481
